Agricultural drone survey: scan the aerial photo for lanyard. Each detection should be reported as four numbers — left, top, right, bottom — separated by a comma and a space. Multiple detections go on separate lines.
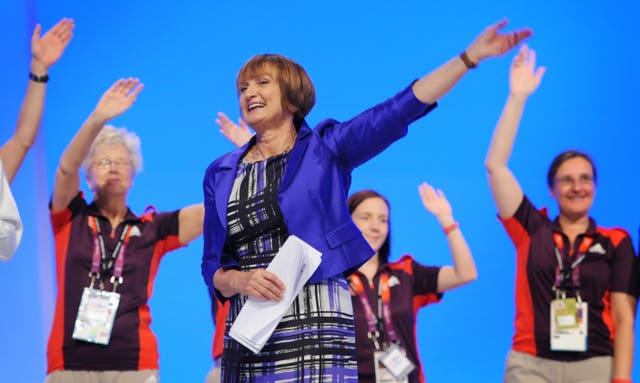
348, 272, 398, 350
552, 232, 593, 299
88, 216, 133, 292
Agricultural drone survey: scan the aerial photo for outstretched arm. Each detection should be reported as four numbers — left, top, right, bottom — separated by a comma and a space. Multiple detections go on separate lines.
178, 203, 205, 245
51, 78, 143, 212
418, 182, 477, 293
484, 45, 545, 218
216, 112, 253, 147
0, 18, 74, 182
412, 19, 531, 104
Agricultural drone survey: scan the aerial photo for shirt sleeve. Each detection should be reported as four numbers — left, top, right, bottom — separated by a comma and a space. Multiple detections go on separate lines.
152, 209, 182, 255
499, 195, 548, 247
609, 231, 638, 295
408, 257, 442, 307
0, 162, 22, 261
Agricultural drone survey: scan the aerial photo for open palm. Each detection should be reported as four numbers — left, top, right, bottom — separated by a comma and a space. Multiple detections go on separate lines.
418, 182, 452, 219
94, 79, 144, 122
510, 45, 546, 98
31, 18, 74, 69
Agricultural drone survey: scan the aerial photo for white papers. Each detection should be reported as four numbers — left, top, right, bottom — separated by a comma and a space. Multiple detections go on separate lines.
229, 235, 322, 353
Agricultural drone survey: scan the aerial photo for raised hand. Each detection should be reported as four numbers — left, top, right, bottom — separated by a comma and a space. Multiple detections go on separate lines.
93, 78, 144, 123
418, 182, 453, 223
217, 112, 253, 147
510, 44, 546, 99
31, 18, 74, 70
466, 19, 532, 64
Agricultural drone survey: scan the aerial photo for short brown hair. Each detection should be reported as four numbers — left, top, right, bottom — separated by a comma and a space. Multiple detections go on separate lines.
236, 54, 316, 128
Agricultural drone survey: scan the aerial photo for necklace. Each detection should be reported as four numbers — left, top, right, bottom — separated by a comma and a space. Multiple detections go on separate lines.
251, 131, 297, 160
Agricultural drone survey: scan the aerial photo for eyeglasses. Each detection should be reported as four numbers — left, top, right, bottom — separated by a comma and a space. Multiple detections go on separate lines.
95, 159, 131, 169
554, 174, 594, 187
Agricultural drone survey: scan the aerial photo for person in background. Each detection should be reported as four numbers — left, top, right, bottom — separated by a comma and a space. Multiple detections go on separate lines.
203, 19, 529, 382
485, 44, 638, 383
46, 78, 204, 383
347, 186, 476, 383
0, 18, 74, 261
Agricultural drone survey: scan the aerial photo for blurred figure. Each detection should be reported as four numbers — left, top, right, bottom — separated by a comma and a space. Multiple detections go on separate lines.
46, 79, 204, 383
0, 18, 74, 260
485, 45, 638, 383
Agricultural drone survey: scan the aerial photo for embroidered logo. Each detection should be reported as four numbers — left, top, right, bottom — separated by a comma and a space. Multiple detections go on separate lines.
588, 243, 606, 255
388, 275, 400, 287
129, 226, 142, 238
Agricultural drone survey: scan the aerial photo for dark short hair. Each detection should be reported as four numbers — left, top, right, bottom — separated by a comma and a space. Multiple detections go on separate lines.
347, 190, 391, 264
547, 150, 598, 188
236, 54, 316, 128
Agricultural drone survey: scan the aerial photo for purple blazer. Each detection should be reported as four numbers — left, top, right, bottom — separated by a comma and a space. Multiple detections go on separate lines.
202, 84, 436, 297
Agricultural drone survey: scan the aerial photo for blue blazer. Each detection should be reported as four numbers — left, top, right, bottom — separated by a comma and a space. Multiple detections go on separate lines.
202, 84, 436, 296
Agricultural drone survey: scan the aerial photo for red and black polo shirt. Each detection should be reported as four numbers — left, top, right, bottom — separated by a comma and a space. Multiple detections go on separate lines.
47, 192, 182, 372
350, 255, 441, 383
501, 196, 637, 361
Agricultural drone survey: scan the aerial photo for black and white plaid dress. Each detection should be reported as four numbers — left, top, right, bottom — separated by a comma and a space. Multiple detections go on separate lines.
221, 151, 357, 382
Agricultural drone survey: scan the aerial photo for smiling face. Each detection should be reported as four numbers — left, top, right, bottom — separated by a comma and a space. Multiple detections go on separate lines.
86, 143, 134, 197
351, 196, 390, 255
549, 156, 596, 220
237, 67, 293, 132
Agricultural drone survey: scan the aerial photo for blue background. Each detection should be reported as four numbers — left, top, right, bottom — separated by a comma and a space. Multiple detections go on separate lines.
1, 0, 639, 381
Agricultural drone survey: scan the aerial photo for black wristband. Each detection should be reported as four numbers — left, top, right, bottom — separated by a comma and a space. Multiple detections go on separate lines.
29, 72, 49, 83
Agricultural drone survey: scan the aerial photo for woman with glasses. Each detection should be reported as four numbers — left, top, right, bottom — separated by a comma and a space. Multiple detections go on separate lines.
485, 45, 638, 383
46, 79, 204, 383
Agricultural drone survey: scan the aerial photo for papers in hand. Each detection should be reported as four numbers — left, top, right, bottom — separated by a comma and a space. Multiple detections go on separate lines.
229, 235, 322, 353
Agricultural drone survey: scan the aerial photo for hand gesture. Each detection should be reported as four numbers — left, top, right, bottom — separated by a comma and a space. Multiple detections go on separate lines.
31, 18, 74, 70
217, 112, 253, 147
93, 78, 144, 123
418, 182, 453, 223
466, 19, 532, 64
510, 45, 546, 99
239, 269, 285, 301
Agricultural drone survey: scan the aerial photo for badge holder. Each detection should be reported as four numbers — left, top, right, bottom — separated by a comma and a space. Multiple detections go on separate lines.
550, 290, 588, 352
72, 273, 121, 345
374, 343, 414, 383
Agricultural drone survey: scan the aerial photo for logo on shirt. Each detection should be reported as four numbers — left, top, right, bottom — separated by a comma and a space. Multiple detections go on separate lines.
588, 243, 606, 254
129, 225, 142, 238
388, 275, 400, 287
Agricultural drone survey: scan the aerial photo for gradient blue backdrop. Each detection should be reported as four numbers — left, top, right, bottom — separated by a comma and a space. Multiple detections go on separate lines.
1, 0, 639, 381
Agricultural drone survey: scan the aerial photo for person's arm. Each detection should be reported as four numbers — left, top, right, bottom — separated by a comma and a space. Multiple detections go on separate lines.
411, 19, 531, 104
611, 292, 636, 381
51, 78, 143, 212
0, 18, 74, 183
418, 182, 477, 292
484, 45, 545, 218
178, 203, 204, 245
217, 112, 253, 147
0, 164, 23, 261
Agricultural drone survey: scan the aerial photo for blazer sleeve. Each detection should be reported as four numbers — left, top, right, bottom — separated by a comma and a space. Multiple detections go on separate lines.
316, 84, 436, 170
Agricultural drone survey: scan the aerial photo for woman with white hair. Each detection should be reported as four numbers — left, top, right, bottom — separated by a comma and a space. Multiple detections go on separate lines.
46, 78, 204, 383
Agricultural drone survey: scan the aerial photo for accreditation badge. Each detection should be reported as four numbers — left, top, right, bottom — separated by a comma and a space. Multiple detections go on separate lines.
374, 343, 414, 383
550, 298, 588, 352
72, 287, 120, 345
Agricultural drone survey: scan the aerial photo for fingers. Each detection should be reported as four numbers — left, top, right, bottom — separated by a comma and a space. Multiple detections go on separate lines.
111, 78, 143, 98
248, 269, 285, 301
31, 24, 42, 45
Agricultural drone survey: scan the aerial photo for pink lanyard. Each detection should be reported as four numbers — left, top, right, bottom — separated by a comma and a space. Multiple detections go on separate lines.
552, 232, 593, 295
349, 272, 398, 350
88, 216, 132, 292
